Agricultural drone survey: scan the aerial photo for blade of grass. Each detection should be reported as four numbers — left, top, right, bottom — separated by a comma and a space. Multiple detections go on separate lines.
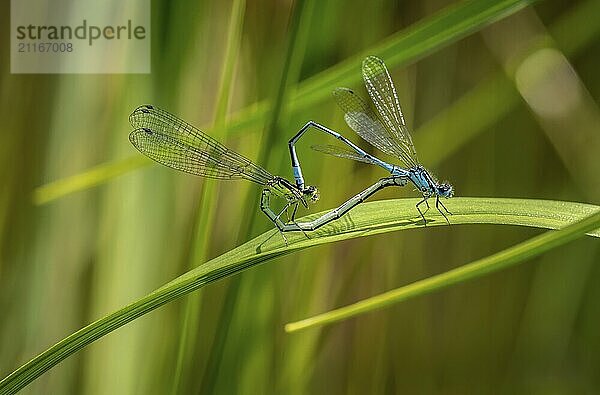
288, 0, 537, 106
1, 197, 599, 395
200, 1, 312, 392
32, 0, 537, 205
285, 208, 600, 333
32, 156, 150, 205
171, 0, 247, 393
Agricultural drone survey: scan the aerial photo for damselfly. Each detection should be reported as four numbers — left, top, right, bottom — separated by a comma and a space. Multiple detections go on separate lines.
129, 104, 394, 240
288, 56, 454, 224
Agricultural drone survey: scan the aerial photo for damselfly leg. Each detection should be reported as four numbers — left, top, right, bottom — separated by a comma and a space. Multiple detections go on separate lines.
416, 197, 429, 225
436, 196, 452, 224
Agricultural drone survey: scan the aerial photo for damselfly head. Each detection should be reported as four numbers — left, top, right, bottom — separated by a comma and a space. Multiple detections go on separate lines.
437, 182, 454, 198
303, 185, 320, 203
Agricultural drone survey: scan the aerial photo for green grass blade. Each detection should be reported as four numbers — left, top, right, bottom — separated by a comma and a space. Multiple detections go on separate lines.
1, 197, 599, 394
211, 0, 246, 127
289, 0, 537, 105
285, 208, 600, 333
201, 2, 316, 392
32, 0, 536, 205
171, 0, 247, 392
199, 1, 311, 392
32, 156, 150, 205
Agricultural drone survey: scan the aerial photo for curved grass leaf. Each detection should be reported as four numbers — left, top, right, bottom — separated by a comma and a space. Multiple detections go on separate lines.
1, 197, 599, 394
32, 0, 536, 205
285, 205, 600, 332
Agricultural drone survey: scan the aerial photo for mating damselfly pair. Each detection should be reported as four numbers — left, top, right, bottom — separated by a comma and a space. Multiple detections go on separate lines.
129, 56, 454, 240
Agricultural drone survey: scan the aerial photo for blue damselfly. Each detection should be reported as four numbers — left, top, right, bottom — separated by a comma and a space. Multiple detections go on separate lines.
288, 56, 453, 224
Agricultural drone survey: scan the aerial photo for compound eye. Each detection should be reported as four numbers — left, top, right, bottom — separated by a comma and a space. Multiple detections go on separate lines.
310, 188, 320, 202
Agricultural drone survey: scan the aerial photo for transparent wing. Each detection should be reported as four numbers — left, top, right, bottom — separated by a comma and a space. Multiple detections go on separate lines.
332, 87, 406, 160
129, 105, 274, 184
362, 56, 418, 167
311, 144, 379, 165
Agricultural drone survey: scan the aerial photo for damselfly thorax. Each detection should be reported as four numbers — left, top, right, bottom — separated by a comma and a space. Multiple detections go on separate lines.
408, 165, 437, 196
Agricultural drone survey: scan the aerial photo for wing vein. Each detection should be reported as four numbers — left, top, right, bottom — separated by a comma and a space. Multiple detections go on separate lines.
129, 105, 274, 184
361, 56, 419, 167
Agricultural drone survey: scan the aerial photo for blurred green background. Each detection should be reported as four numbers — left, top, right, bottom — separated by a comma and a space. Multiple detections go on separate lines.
2, 0, 600, 393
